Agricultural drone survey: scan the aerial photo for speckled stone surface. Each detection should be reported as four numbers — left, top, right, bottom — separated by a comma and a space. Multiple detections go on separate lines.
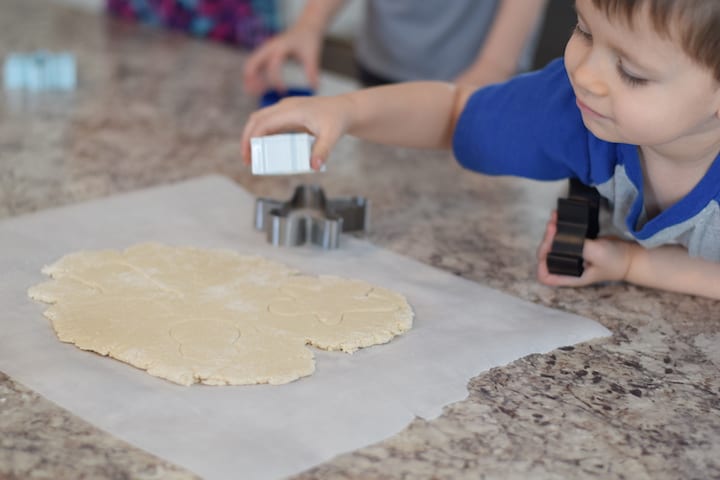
0, 1, 718, 479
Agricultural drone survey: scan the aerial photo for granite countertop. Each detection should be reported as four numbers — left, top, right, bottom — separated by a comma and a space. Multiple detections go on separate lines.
1, 1, 718, 479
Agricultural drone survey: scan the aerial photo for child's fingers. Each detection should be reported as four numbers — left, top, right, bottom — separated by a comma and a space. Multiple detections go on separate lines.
243, 101, 301, 139
240, 108, 268, 164
542, 240, 618, 287
241, 107, 285, 164
536, 210, 558, 261
537, 210, 567, 284
309, 129, 340, 170
241, 99, 331, 167
242, 44, 274, 95
240, 120, 254, 165
581, 237, 632, 283
266, 52, 287, 93
536, 210, 602, 287
241, 95, 346, 170
539, 261, 595, 287
304, 60, 320, 91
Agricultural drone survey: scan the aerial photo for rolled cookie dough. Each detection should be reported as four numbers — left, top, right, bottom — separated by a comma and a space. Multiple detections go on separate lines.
28, 243, 413, 386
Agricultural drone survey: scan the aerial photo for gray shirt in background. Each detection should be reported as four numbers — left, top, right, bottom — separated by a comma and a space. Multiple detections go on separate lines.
355, 0, 543, 82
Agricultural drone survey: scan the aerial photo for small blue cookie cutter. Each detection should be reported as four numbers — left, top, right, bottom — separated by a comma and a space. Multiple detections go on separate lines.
3, 51, 77, 91
259, 87, 313, 108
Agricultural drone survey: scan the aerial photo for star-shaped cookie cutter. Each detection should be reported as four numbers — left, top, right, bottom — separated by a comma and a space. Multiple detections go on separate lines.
254, 185, 369, 249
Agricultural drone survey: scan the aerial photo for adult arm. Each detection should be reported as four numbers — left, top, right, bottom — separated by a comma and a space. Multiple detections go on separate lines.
454, 0, 549, 87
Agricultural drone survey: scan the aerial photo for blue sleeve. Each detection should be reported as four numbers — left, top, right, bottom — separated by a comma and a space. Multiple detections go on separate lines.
452, 59, 608, 183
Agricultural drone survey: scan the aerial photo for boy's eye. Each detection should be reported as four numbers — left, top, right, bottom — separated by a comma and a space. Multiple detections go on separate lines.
573, 23, 592, 41
616, 60, 649, 87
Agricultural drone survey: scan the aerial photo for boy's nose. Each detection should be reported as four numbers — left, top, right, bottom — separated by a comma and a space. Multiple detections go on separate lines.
572, 54, 609, 97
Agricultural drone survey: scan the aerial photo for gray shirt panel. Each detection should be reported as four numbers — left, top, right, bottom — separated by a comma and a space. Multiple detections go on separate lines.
354, 0, 543, 82
596, 165, 720, 261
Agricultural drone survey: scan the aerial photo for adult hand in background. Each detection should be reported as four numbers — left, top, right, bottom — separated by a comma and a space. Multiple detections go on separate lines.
242, 0, 347, 95
242, 24, 323, 95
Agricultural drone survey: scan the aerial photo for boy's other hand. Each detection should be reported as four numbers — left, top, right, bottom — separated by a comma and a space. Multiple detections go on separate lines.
536, 210, 636, 287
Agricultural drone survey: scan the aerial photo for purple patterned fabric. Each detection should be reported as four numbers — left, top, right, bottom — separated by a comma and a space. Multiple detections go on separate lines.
106, 0, 279, 49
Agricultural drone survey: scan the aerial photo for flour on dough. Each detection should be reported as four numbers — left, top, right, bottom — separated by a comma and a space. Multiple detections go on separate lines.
27, 243, 413, 386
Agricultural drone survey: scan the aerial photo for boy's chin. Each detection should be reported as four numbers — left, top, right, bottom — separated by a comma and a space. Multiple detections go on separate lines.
581, 118, 622, 143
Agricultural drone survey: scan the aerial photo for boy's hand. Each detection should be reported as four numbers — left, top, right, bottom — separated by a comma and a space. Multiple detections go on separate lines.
536, 210, 636, 287
242, 25, 323, 96
241, 95, 353, 170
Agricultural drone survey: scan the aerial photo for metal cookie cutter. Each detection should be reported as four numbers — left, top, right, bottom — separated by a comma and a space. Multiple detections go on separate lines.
254, 185, 369, 248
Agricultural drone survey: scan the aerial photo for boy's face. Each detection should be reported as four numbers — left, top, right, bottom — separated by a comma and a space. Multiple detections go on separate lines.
564, 0, 720, 151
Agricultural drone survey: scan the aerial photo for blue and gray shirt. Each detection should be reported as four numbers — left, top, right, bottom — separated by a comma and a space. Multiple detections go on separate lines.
453, 59, 720, 260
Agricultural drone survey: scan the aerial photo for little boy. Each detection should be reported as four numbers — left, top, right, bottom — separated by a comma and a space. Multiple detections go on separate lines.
241, 0, 720, 300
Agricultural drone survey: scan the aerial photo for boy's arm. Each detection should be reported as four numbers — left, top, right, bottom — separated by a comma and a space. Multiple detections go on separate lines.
455, 0, 548, 87
537, 212, 720, 299
344, 82, 476, 149
623, 244, 720, 299
241, 82, 477, 168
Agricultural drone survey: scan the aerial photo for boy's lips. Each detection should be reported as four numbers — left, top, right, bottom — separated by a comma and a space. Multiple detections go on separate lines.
576, 98, 609, 119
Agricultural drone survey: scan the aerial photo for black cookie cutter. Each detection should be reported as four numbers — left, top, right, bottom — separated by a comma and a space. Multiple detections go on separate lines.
546, 178, 601, 277
254, 185, 369, 249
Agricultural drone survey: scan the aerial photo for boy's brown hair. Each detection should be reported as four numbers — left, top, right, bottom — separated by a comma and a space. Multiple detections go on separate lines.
591, 0, 720, 81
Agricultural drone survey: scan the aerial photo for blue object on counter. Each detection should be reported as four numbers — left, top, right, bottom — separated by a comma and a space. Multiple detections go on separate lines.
3, 51, 77, 91
259, 87, 314, 108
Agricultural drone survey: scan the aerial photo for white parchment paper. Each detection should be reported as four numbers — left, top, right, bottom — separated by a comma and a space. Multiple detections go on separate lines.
0, 176, 610, 480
